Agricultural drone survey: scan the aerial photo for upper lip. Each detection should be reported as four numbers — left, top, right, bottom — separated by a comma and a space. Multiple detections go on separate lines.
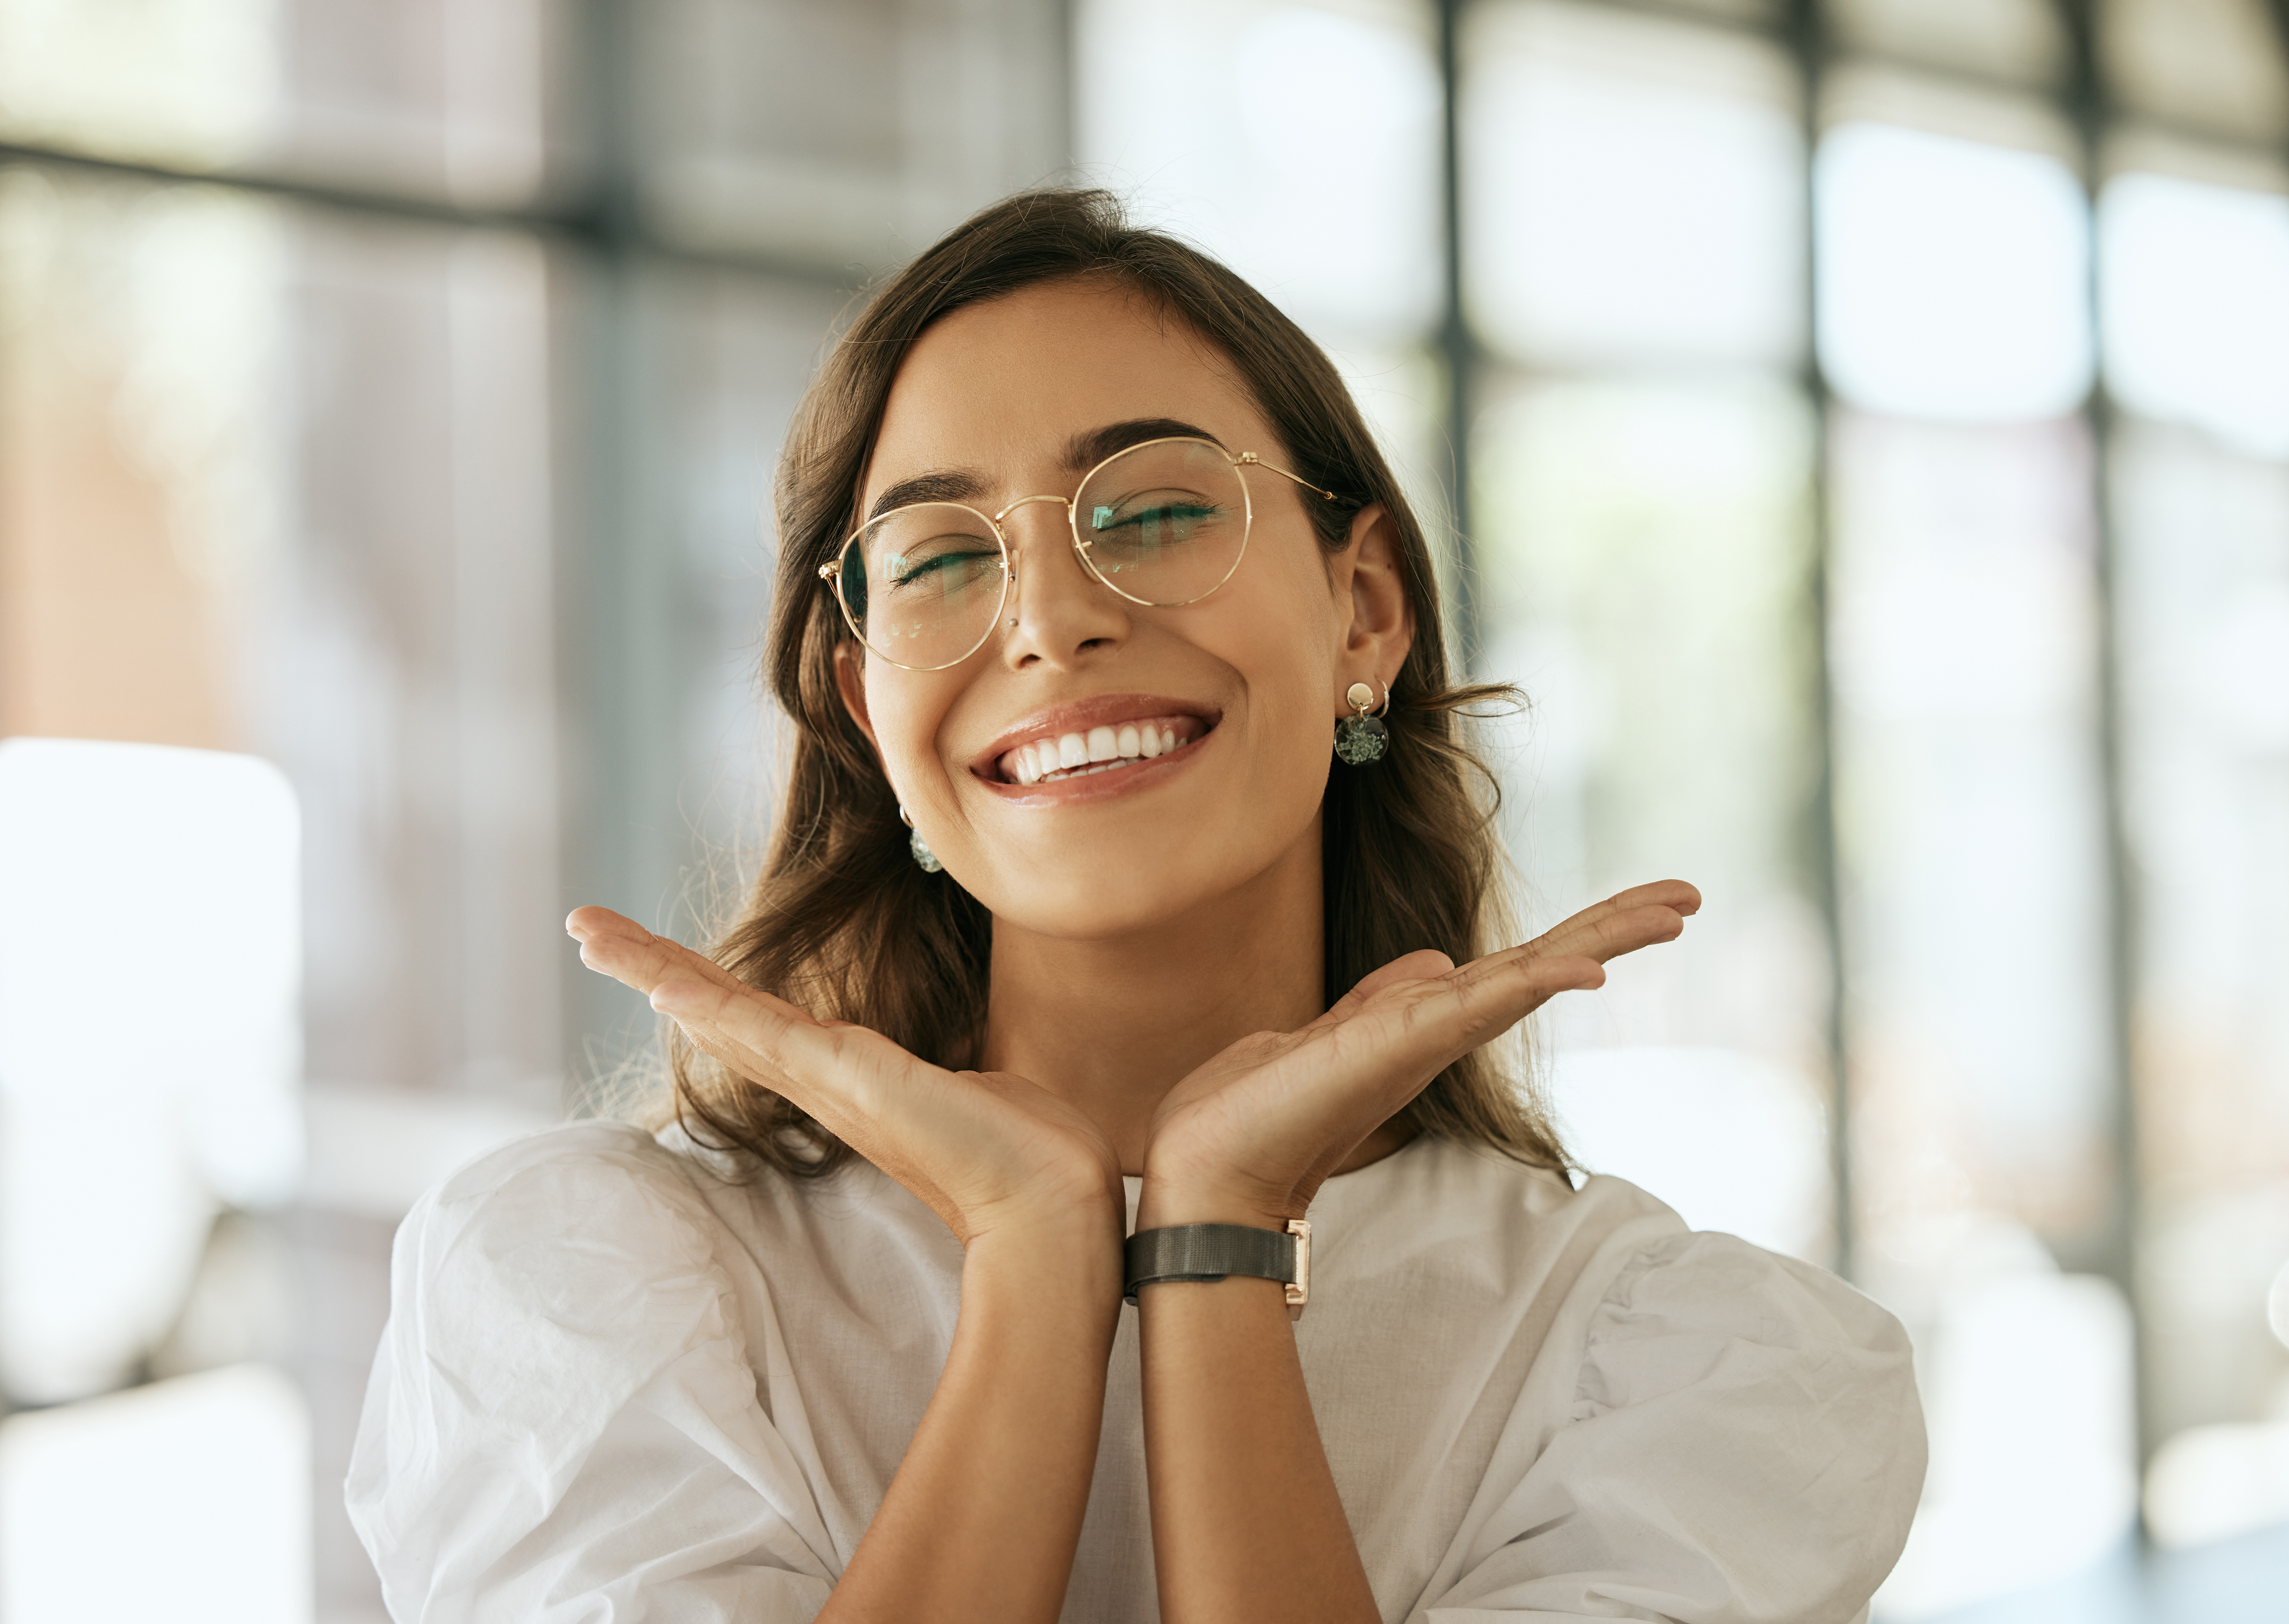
969, 692, 1222, 778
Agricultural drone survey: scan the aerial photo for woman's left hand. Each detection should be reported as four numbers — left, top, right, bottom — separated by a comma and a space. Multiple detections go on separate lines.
1140, 880, 1700, 1226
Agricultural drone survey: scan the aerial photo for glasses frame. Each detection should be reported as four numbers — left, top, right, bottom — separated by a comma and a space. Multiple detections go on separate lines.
816, 435, 1338, 672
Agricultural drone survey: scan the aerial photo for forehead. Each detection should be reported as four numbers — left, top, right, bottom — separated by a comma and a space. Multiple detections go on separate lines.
860, 279, 1274, 511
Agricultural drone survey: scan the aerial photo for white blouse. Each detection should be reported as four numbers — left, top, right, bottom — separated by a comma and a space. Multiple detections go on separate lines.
347, 1120, 1925, 1624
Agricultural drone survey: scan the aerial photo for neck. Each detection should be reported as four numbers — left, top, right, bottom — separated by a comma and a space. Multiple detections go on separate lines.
978, 826, 1327, 1175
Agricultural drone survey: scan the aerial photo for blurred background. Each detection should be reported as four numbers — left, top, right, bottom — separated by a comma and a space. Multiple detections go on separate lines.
0, 0, 2284, 1619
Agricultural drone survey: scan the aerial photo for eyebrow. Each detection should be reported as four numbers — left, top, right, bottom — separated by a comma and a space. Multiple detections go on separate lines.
866, 469, 988, 519
865, 418, 1229, 522
1068, 417, 1227, 472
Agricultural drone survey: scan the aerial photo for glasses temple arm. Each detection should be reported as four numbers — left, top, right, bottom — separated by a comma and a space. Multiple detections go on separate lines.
1236, 451, 1340, 504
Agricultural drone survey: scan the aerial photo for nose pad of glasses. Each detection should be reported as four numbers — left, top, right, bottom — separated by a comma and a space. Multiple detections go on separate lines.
991, 494, 1087, 606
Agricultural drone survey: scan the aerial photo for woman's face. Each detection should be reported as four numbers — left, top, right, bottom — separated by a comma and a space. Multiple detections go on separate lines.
839, 277, 1406, 941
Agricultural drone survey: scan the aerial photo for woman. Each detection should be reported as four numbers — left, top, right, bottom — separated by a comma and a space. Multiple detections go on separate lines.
348, 189, 1924, 1623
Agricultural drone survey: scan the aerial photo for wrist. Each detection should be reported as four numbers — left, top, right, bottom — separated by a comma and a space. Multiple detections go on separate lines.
961, 1207, 1125, 1302
951, 1218, 1123, 1384
1134, 1173, 1295, 1234
1124, 1212, 1313, 1321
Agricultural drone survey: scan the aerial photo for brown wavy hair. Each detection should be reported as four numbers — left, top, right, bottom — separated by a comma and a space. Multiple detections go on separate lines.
669, 187, 1565, 1177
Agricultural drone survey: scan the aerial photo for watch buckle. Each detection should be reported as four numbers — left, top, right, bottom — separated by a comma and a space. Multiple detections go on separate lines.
1284, 1218, 1311, 1321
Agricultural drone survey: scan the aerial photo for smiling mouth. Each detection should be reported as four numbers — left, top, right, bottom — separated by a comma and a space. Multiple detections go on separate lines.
997, 714, 1211, 785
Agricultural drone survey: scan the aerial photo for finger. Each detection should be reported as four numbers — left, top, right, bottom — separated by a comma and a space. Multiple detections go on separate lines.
1527, 903, 1684, 966
1376, 951, 1608, 1076
567, 908, 859, 1112
567, 906, 700, 993
1321, 952, 1607, 1090
1436, 950, 1606, 1034
1626, 878, 1702, 917
1526, 881, 1698, 964
1311, 948, 1456, 1029
567, 907, 768, 1007
643, 968, 909, 1143
652, 1007, 896, 1177
641, 968, 841, 1078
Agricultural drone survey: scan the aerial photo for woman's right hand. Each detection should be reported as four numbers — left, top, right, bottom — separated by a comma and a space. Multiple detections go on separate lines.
566, 907, 1125, 1249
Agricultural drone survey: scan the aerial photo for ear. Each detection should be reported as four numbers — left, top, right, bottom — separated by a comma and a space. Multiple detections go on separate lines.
832, 641, 882, 751
1330, 503, 1414, 704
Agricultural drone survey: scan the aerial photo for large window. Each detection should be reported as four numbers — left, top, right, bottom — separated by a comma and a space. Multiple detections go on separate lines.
0, 5, 1065, 1619
1084, 0, 2289, 1614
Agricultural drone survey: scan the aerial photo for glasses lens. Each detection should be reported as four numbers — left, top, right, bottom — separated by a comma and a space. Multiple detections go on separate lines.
842, 503, 1006, 666
1074, 439, 1247, 606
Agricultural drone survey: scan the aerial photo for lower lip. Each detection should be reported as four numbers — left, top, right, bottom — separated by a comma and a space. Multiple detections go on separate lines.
976, 728, 1215, 805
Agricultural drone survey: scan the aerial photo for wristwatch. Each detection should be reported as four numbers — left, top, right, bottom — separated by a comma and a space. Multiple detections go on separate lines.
1123, 1219, 1312, 1321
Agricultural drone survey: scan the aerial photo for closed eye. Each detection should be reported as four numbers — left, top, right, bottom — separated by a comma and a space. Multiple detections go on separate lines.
892, 548, 1000, 587
1092, 502, 1219, 533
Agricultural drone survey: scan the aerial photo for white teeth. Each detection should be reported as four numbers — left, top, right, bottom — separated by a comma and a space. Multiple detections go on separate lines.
1000, 718, 1202, 783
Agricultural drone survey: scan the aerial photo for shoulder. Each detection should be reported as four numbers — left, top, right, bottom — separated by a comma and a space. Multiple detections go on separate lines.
1375, 1142, 1905, 1363
1593, 1216, 1909, 1349
1358, 1134, 1672, 1235
1377, 1141, 1922, 1491
389, 1120, 753, 1378
362, 1123, 764, 1509
1345, 1137, 1689, 1302
1567, 1225, 1926, 1608
1401, 1163, 1925, 1618
351, 1126, 848, 1613
410, 1119, 727, 1273
1575, 1217, 1918, 1414
1570, 1212, 1925, 1584
426, 1114, 723, 1210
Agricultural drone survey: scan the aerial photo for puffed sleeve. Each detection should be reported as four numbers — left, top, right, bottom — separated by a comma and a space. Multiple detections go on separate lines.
345, 1123, 839, 1623
1416, 1231, 1925, 1624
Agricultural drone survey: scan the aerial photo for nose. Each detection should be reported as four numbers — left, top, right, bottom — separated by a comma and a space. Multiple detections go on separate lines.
996, 497, 1130, 670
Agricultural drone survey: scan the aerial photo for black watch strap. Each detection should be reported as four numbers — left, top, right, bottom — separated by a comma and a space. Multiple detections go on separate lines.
1123, 1220, 1312, 1319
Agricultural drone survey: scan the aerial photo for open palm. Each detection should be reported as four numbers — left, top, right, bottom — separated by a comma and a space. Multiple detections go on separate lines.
1143, 881, 1701, 1221
567, 907, 1125, 1244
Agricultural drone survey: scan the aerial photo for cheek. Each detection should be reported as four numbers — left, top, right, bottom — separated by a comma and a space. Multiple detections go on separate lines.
1241, 666, 1339, 850
1244, 628, 1337, 758
1187, 568, 1344, 817
862, 670, 962, 807
1223, 555, 1344, 734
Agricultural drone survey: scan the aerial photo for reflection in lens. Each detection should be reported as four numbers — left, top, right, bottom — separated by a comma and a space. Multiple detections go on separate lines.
1076, 439, 1247, 604
845, 502, 1005, 666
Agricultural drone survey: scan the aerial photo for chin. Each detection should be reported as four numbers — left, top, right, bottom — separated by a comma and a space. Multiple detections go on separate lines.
965, 854, 1232, 942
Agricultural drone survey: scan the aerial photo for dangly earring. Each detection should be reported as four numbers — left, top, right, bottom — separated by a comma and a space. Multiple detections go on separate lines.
898, 804, 944, 873
1334, 680, 1390, 765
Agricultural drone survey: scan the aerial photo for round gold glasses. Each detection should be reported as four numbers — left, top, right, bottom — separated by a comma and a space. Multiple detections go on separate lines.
816, 435, 1335, 671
